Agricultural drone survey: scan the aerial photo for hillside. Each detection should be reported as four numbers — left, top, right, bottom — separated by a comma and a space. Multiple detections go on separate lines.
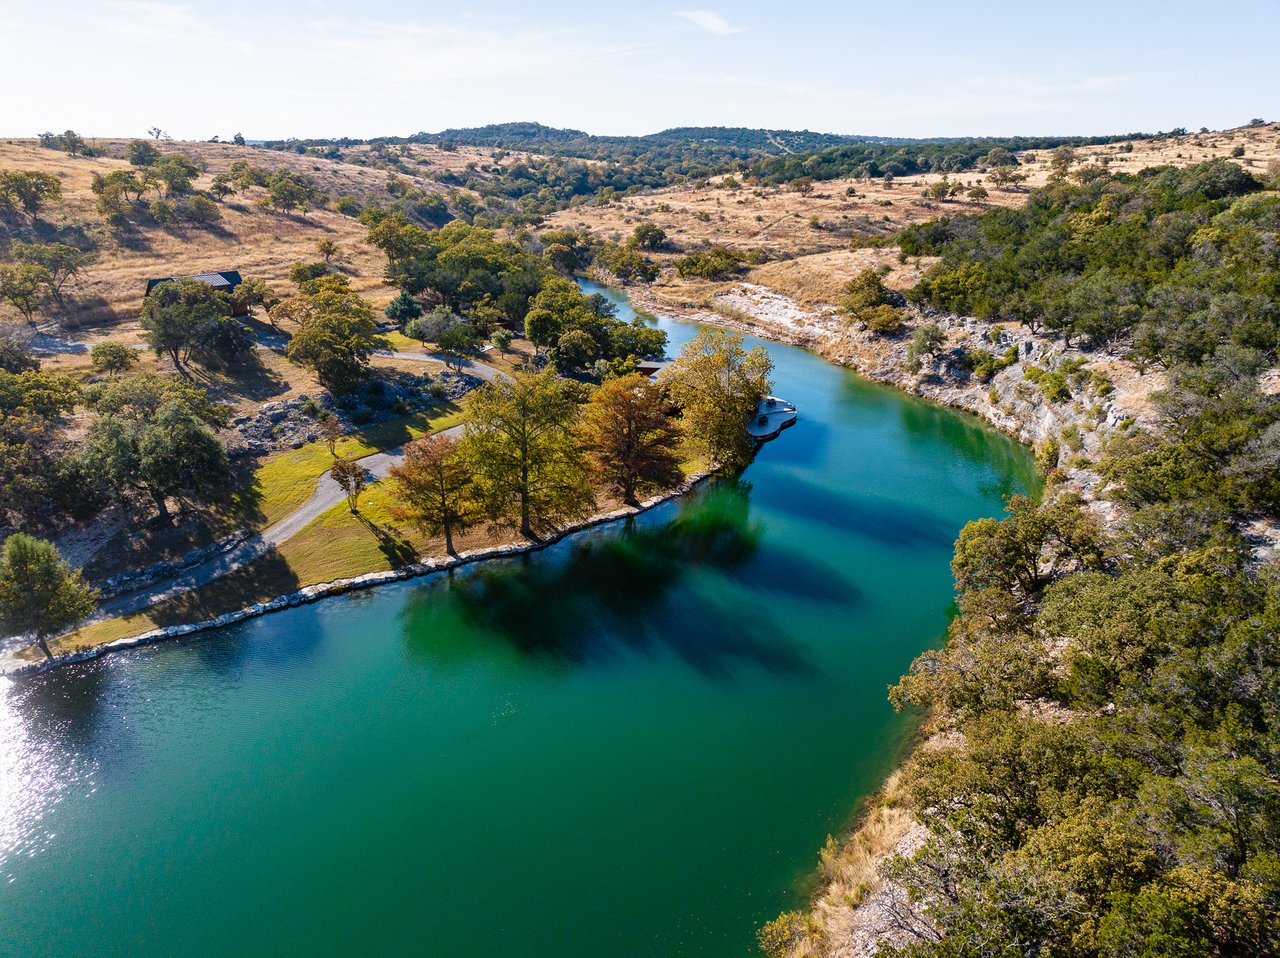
0, 137, 510, 330
547, 122, 1280, 307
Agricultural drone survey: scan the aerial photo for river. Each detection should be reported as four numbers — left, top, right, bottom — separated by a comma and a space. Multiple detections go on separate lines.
0, 282, 1038, 957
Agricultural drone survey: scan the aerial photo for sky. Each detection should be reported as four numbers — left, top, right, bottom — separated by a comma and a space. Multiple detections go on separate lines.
1, 0, 1276, 141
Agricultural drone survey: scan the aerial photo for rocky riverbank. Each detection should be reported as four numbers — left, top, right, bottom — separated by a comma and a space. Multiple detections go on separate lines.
618, 275, 1280, 957
629, 280, 1280, 565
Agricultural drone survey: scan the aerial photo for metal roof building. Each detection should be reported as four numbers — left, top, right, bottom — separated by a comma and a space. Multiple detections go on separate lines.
144, 270, 244, 296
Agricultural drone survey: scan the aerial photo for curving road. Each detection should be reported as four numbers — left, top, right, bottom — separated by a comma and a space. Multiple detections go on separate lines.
90, 349, 508, 621
94, 423, 469, 620
374, 348, 507, 382
26, 328, 510, 625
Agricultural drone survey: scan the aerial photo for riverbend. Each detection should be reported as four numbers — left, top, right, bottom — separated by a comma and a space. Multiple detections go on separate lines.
1, 284, 1038, 958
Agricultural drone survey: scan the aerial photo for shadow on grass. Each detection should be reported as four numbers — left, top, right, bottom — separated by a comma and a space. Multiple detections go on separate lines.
222, 459, 267, 531
58, 293, 121, 330
354, 400, 464, 449
191, 349, 290, 404
143, 551, 301, 628
400, 481, 818, 681
356, 513, 418, 567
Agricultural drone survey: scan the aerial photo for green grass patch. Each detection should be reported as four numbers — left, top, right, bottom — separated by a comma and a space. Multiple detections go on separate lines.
381, 330, 432, 353
244, 400, 470, 528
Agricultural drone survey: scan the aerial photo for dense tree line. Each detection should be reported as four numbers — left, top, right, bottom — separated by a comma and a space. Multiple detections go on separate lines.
758, 154, 1280, 958
367, 216, 667, 375
748, 135, 1139, 186
869, 459, 1280, 954
899, 160, 1280, 366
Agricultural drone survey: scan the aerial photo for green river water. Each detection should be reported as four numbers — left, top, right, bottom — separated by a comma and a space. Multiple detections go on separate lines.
1, 282, 1038, 957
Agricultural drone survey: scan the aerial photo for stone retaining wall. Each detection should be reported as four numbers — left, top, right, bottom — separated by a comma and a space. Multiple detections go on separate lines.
8, 471, 714, 678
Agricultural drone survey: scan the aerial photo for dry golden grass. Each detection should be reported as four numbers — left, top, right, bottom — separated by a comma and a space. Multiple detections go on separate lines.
548, 173, 1000, 261
549, 123, 1279, 320
549, 124, 1279, 255
0, 140, 395, 331
340, 141, 557, 174
0, 136, 536, 337
1009, 122, 1280, 187
780, 769, 919, 958
747, 249, 937, 308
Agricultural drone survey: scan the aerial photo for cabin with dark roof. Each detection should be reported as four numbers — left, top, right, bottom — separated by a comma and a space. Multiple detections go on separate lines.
144, 271, 248, 315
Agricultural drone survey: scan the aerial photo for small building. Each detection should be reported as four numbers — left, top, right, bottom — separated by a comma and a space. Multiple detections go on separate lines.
635, 358, 674, 381
144, 271, 247, 315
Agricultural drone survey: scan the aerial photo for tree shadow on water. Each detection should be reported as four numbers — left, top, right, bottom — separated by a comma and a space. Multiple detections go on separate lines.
10, 656, 119, 756
399, 482, 818, 681
752, 472, 955, 550
733, 542, 863, 605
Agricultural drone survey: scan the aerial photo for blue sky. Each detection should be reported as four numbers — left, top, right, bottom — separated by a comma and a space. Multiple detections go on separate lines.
1, 0, 1276, 139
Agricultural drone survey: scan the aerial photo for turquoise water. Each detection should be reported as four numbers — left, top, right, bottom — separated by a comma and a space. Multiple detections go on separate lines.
0, 284, 1037, 957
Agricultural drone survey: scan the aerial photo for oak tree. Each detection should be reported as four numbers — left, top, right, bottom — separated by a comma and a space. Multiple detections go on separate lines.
660, 328, 773, 469
462, 369, 593, 538
0, 533, 98, 660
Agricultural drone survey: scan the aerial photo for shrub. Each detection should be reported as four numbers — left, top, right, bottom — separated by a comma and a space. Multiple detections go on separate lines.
906, 322, 946, 373
184, 195, 220, 224
757, 912, 816, 958
859, 304, 905, 334
628, 223, 666, 250
675, 246, 745, 280
90, 341, 137, 375
597, 244, 659, 283
1034, 436, 1061, 473
1024, 365, 1071, 403
961, 344, 1019, 381
288, 261, 330, 287
149, 199, 178, 225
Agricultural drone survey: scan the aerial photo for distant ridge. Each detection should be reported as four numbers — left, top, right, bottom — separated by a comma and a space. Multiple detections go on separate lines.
413, 121, 930, 154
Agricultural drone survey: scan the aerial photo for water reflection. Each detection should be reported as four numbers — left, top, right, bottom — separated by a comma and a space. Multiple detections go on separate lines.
400, 483, 817, 680
752, 472, 956, 550
895, 394, 1038, 492
11, 660, 115, 754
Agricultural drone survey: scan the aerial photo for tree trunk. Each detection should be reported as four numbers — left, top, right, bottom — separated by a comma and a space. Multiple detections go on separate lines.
519, 461, 532, 539
444, 522, 456, 557
152, 491, 172, 525
36, 636, 53, 661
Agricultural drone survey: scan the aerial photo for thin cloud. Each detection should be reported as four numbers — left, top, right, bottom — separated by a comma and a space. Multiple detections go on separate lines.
675, 10, 744, 35
94, 1, 203, 39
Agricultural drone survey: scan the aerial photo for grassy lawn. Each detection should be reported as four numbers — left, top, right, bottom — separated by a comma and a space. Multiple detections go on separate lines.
381, 330, 431, 353
243, 399, 471, 528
